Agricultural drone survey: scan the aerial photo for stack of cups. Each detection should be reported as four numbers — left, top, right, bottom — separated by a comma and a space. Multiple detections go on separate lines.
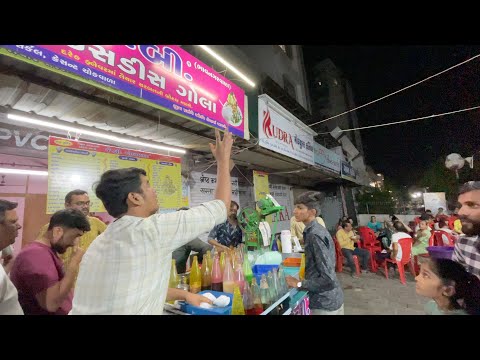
280, 230, 292, 254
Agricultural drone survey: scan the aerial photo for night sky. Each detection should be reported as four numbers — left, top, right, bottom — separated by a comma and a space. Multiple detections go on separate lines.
303, 45, 480, 186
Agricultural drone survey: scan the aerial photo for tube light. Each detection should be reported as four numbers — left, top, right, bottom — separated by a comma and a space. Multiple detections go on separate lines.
197, 45, 256, 88
7, 114, 186, 155
0, 168, 48, 176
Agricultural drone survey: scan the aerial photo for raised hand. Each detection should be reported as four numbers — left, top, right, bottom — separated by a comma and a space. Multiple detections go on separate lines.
209, 129, 234, 165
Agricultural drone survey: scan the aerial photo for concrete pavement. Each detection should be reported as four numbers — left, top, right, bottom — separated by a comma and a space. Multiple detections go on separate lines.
336, 267, 426, 315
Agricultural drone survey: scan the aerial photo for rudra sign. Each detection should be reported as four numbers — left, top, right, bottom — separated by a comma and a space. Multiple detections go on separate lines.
1, 45, 248, 139
258, 95, 315, 165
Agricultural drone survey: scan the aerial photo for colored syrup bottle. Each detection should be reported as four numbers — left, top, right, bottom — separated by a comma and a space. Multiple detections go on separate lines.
243, 281, 255, 315
242, 253, 253, 285
220, 252, 226, 276
260, 274, 271, 310
250, 278, 264, 315
189, 255, 202, 294
201, 255, 212, 291
231, 284, 245, 315
211, 254, 223, 292
222, 254, 235, 294
168, 259, 179, 304
206, 250, 213, 272
233, 264, 245, 295
267, 270, 278, 303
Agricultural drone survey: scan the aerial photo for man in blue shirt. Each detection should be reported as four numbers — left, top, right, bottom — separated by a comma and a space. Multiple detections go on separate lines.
367, 216, 383, 234
208, 200, 243, 252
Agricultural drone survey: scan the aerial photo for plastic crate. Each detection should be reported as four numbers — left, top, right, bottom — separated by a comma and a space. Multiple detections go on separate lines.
180, 290, 233, 315
283, 257, 301, 267
426, 246, 455, 260
252, 264, 279, 284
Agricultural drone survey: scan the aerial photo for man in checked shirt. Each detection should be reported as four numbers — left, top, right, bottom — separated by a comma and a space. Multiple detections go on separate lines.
453, 181, 480, 279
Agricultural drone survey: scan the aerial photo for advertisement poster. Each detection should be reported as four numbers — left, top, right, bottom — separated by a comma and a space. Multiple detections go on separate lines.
47, 136, 181, 214
189, 171, 239, 207
253, 170, 270, 202
269, 183, 294, 232
1, 45, 248, 139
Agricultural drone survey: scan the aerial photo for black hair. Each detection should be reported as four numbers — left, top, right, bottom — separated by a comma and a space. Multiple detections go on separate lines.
47, 208, 91, 232
95, 167, 146, 218
294, 191, 324, 218
459, 181, 480, 195
0, 199, 18, 223
420, 213, 431, 221
393, 220, 409, 233
230, 200, 239, 209
65, 189, 88, 204
341, 221, 351, 229
438, 219, 448, 228
429, 258, 480, 315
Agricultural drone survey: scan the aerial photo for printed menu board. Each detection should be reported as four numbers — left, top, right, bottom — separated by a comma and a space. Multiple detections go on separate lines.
47, 136, 181, 214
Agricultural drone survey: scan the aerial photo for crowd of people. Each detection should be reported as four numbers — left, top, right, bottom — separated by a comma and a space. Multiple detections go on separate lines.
1, 128, 480, 315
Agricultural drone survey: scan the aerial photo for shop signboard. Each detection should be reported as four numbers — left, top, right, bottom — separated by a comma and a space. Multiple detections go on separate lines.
1, 45, 248, 139
0, 122, 49, 152
313, 142, 342, 174
258, 96, 314, 165
341, 161, 356, 181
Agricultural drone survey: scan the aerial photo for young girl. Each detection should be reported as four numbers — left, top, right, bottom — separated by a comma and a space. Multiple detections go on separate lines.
412, 220, 430, 256
415, 258, 480, 315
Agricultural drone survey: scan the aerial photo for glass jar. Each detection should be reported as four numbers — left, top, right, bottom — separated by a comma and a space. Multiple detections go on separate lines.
177, 274, 189, 291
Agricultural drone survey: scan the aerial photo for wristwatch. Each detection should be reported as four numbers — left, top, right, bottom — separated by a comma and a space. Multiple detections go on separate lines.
297, 281, 302, 288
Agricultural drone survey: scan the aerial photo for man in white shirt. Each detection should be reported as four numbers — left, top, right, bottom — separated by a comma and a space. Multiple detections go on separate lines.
0, 199, 23, 315
389, 221, 413, 262
71, 130, 234, 314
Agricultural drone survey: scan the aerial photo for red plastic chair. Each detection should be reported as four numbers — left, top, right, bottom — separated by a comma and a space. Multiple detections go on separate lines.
448, 216, 457, 231
434, 230, 455, 246
358, 226, 382, 272
333, 236, 361, 276
428, 231, 436, 246
333, 237, 344, 273
378, 238, 415, 285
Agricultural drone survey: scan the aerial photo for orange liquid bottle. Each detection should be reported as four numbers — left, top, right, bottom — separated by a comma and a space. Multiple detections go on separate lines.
299, 253, 306, 281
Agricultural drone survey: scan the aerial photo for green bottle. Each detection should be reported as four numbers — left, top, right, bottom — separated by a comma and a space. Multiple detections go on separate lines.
242, 252, 253, 284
